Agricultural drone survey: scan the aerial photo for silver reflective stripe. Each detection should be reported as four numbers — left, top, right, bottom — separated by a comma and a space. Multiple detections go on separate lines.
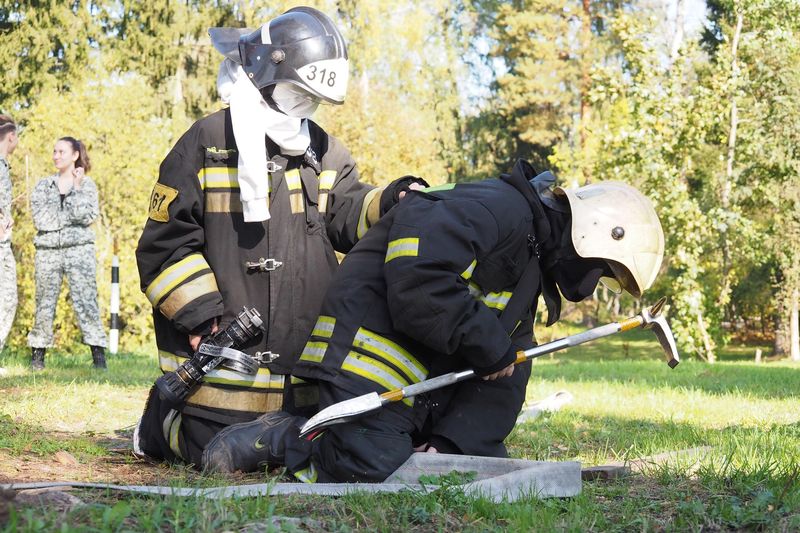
159, 351, 285, 389
300, 341, 327, 363
385, 238, 419, 263
354, 329, 427, 383
145, 254, 209, 306
311, 316, 335, 338
460, 260, 477, 280
480, 291, 512, 310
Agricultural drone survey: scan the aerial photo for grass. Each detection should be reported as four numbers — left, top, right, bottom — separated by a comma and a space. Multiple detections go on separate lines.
0, 328, 798, 532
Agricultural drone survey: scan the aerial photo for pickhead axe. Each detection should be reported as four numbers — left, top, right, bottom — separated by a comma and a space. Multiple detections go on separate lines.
299, 297, 679, 438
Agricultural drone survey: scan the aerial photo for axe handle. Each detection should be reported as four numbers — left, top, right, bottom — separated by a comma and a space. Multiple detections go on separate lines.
382, 315, 646, 403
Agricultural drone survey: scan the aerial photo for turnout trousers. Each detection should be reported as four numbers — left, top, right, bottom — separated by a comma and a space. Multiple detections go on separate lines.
285, 360, 532, 483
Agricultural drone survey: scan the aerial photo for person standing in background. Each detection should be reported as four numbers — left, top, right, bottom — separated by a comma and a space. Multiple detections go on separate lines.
0, 114, 20, 355
27, 137, 107, 370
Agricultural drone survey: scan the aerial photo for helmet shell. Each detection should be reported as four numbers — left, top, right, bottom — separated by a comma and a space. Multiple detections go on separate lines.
556, 181, 665, 298
238, 7, 348, 104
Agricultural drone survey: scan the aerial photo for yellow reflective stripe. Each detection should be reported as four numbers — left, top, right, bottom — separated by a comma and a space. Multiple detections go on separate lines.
158, 351, 285, 389
357, 188, 382, 239
167, 411, 183, 460
311, 316, 335, 338
385, 237, 419, 263
460, 260, 477, 280
317, 171, 336, 215
158, 273, 219, 320
319, 170, 337, 191
291, 376, 308, 384
342, 352, 413, 407
422, 183, 456, 192
480, 291, 512, 310
285, 169, 301, 191
299, 341, 327, 363
198, 166, 239, 189
145, 254, 209, 306
354, 328, 427, 383
294, 463, 318, 483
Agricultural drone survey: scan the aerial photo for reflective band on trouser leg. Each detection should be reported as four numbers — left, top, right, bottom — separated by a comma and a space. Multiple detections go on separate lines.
161, 409, 184, 461
294, 462, 318, 483
159, 351, 285, 390
385, 238, 419, 263
353, 328, 427, 384
341, 352, 414, 407
317, 170, 337, 214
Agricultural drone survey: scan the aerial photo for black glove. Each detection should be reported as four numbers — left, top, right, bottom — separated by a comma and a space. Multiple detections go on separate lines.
379, 175, 430, 216
189, 316, 219, 338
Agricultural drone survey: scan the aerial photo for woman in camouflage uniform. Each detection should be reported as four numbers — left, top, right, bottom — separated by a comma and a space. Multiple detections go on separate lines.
27, 137, 107, 370
0, 115, 19, 354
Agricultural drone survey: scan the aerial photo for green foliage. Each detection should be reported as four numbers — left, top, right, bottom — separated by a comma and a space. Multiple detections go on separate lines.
7, 65, 173, 350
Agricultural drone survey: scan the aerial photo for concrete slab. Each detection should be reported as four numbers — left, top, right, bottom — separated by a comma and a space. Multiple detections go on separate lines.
386, 453, 582, 501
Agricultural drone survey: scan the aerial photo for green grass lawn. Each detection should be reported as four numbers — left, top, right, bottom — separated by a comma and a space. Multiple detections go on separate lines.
0, 328, 798, 532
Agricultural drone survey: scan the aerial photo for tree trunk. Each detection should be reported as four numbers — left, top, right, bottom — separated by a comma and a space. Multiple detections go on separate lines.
791, 286, 799, 361
580, 0, 592, 183
697, 310, 716, 363
669, 0, 686, 62
717, 8, 744, 312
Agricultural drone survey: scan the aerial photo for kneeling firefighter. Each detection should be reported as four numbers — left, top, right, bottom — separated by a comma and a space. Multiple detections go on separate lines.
201, 160, 665, 481
134, 6, 425, 466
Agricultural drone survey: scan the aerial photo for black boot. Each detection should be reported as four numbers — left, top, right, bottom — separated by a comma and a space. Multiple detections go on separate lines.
202, 412, 305, 473
31, 348, 46, 371
91, 345, 107, 369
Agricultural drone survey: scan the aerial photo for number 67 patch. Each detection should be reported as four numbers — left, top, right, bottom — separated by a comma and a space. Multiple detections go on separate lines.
148, 183, 179, 222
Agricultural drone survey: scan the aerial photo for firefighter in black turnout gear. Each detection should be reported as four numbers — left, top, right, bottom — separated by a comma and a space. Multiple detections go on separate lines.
134, 7, 424, 466
201, 160, 666, 480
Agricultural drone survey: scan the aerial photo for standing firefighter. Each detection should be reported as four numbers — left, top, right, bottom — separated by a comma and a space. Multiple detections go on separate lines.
134, 6, 424, 466
202, 160, 666, 481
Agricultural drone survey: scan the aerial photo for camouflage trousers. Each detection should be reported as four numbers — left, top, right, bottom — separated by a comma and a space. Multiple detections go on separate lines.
27, 243, 107, 348
0, 242, 17, 351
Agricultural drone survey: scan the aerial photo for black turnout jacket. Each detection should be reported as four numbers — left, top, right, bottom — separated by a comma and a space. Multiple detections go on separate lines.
294, 161, 548, 455
136, 108, 381, 423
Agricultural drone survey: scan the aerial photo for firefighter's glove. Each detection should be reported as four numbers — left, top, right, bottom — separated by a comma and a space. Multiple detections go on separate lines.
379, 175, 430, 216
190, 317, 219, 337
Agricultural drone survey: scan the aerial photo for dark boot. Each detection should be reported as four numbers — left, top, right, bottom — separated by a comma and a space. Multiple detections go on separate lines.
91, 345, 107, 369
31, 348, 46, 371
202, 411, 305, 473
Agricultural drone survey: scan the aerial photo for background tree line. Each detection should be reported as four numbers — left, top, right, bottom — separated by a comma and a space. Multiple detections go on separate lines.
0, 0, 797, 361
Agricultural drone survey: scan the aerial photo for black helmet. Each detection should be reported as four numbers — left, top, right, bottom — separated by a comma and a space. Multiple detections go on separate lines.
209, 7, 348, 105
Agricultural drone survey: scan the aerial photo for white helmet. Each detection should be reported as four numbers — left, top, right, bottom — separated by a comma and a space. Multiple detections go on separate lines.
555, 181, 665, 298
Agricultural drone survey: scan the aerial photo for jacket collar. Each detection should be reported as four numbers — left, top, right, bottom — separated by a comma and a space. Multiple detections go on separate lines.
499, 159, 552, 245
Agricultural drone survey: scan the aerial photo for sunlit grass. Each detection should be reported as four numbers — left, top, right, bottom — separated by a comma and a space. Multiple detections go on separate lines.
1, 328, 798, 531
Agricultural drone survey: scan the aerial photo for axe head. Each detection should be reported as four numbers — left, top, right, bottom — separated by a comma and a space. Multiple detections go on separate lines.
641, 304, 680, 368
